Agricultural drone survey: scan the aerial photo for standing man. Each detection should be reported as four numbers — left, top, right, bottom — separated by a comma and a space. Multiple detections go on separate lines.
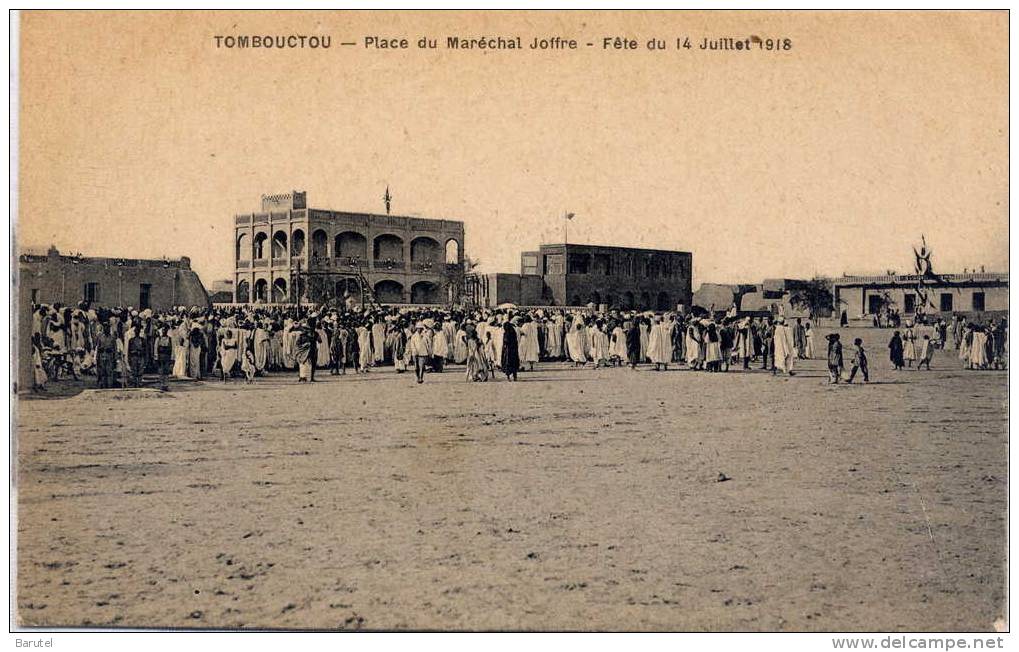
793, 317, 807, 359
96, 322, 118, 389
127, 323, 148, 388
760, 317, 775, 371
772, 317, 795, 376
155, 325, 173, 391
625, 319, 641, 370
408, 323, 433, 384
500, 320, 521, 381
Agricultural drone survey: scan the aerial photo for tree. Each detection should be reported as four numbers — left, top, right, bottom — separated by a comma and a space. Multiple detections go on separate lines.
788, 277, 835, 319
440, 255, 480, 307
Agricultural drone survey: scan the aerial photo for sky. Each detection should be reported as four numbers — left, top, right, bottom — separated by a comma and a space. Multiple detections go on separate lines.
16, 10, 1008, 288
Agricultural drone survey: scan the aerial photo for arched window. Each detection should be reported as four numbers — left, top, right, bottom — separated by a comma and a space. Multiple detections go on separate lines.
374, 279, 404, 304
235, 279, 250, 303
254, 278, 268, 302
311, 229, 329, 260
253, 233, 268, 259
272, 231, 288, 259
335, 278, 360, 299
335, 231, 368, 261
445, 239, 461, 264
236, 233, 249, 261
411, 281, 440, 304
272, 278, 288, 303
291, 229, 306, 257
373, 234, 404, 261
410, 237, 440, 263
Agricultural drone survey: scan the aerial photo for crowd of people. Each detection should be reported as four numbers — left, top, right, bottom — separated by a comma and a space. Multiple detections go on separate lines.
27, 301, 1007, 392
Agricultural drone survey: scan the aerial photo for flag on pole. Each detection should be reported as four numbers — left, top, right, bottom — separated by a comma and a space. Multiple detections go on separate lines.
565, 212, 575, 220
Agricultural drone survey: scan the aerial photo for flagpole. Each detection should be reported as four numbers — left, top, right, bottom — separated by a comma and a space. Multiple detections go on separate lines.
564, 210, 568, 245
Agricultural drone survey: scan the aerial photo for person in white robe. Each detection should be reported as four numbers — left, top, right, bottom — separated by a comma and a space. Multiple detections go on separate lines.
453, 327, 468, 364
253, 324, 270, 373
565, 320, 588, 366
280, 320, 294, 369
482, 330, 498, 376
172, 323, 190, 379
685, 320, 702, 369
269, 327, 284, 370
432, 324, 450, 372
610, 323, 627, 365
902, 323, 917, 367
218, 328, 239, 381
315, 325, 330, 368
772, 318, 796, 375
371, 319, 387, 364
490, 319, 505, 369
647, 316, 674, 370
547, 315, 564, 360
356, 323, 373, 372
519, 318, 541, 370
703, 321, 723, 371
969, 327, 989, 369
442, 320, 457, 362
588, 322, 610, 367
804, 321, 815, 359
465, 332, 489, 382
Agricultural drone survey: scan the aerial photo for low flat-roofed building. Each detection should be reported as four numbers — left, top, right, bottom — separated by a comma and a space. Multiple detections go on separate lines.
832, 272, 1008, 320
19, 245, 209, 310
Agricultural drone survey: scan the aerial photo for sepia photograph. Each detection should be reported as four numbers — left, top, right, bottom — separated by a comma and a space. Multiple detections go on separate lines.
8, 7, 1010, 641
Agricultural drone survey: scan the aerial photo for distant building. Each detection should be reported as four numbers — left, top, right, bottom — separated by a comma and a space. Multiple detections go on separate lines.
468, 273, 547, 307
233, 191, 465, 305
468, 243, 693, 310
832, 272, 1008, 319
18, 245, 209, 310
208, 279, 235, 304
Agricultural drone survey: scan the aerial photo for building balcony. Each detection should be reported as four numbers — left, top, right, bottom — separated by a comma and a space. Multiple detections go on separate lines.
373, 259, 405, 271
252, 259, 268, 268
335, 256, 367, 270
237, 260, 250, 269
410, 261, 442, 274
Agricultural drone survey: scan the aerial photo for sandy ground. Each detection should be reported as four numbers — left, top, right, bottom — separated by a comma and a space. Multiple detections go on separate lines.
15, 328, 1008, 631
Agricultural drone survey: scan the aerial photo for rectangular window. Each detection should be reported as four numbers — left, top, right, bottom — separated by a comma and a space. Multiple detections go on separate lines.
868, 294, 883, 315
84, 282, 100, 303
567, 254, 589, 275
940, 293, 953, 312
521, 254, 539, 275
139, 283, 152, 310
903, 293, 916, 314
593, 254, 612, 276
972, 292, 985, 312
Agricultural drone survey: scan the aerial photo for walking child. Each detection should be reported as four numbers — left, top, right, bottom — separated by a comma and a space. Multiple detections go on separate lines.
847, 337, 870, 383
